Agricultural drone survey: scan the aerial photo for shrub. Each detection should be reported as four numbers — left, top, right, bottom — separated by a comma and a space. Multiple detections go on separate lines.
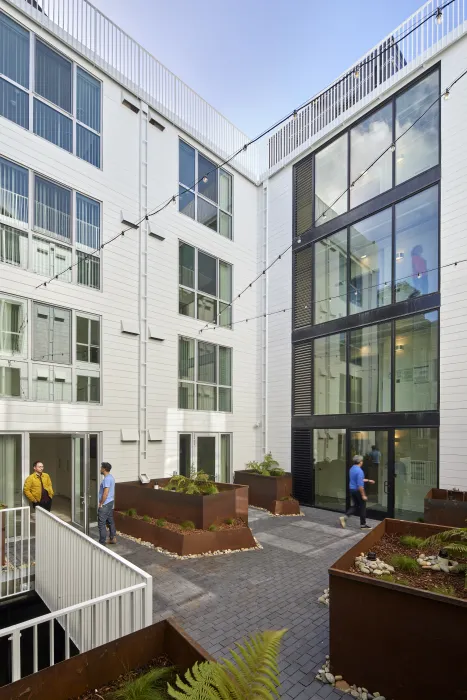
168, 630, 286, 700
246, 452, 285, 477
180, 520, 195, 530
417, 517, 425, 523
389, 554, 420, 573
208, 524, 217, 531
163, 470, 218, 495
128, 508, 137, 517
224, 517, 234, 525
429, 584, 457, 597
424, 526, 467, 590
155, 518, 167, 528
399, 535, 425, 549
113, 665, 175, 700
142, 515, 151, 523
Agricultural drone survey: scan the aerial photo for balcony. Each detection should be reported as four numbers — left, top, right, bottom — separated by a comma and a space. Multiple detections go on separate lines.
34, 201, 70, 243
0, 189, 28, 229
0, 506, 152, 685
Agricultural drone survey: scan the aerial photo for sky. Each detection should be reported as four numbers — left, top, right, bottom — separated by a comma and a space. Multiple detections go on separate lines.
93, 0, 425, 138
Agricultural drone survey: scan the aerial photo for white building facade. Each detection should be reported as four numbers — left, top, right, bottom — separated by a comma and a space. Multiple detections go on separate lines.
1, 0, 467, 529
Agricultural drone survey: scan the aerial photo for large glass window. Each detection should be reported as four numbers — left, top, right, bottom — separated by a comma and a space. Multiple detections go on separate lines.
35, 39, 72, 113
395, 186, 438, 302
350, 104, 392, 208
76, 193, 100, 249
313, 428, 346, 511
314, 229, 347, 324
315, 133, 348, 225
34, 176, 71, 242
394, 428, 438, 520
349, 323, 391, 413
314, 333, 346, 415
76, 316, 100, 364
32, 303, 71, 364
0, 298, 26, 355
0, 12, 29, 88
0, 77, 29, 128
0, 156, 28, 225
395, 311, 438, 411
76, 68, 101, 133
349, 208, 392, 313
179, 243, 232, 327
178, 337, 232, 412
396, 71, 439, 185
179, 141, 233, 239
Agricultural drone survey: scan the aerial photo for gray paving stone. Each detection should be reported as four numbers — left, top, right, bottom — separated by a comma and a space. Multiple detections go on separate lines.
110, 506, 376, 699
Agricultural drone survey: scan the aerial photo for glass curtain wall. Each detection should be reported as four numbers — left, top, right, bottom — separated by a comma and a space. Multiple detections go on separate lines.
395, 311, 439, 411
314, 230, 347, 324
313, 428, 346, 511
394, 428, 438, 520
349, 209, 392, 313
349, 323, 391, 413
314, 333, 346, 415
350, 430, 388, 513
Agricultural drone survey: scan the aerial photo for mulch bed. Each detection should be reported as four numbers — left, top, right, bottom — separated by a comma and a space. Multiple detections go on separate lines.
119, 513, 247, 534
350, 533, 467, 599
72, 655, 173, 699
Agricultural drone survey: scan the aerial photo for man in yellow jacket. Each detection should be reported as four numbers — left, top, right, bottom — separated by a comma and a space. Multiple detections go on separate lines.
23, 461, 54, 512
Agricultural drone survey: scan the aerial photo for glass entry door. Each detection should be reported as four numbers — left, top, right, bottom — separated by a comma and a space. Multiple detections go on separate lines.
195, 434, 217, 480
72, 433, 99, 533
179, 434, 232, 482
350, 430, 389, 517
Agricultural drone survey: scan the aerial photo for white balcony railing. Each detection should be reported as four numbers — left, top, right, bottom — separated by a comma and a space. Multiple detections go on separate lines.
0, 188, 28, 227
76, 219, 100, 249
34, 201, 71, 242
1, 508, 152, 684
0, 224, 28, 268
0, 506, 32, 600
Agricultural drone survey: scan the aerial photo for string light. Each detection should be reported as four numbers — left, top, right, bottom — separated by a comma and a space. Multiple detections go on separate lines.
202, 176, 208, 183
436, 7, 443, 24
443, 88, 450, 100
354, 67, 360, 79
293, 110, 298, 120
390, 144, 396, 152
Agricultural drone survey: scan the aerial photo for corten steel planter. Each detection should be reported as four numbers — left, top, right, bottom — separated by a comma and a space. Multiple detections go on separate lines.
329, 519, 467, 700
114, 511, 257, 556
0, 618, 212, 700
233, 470, 300, 514
424, 487, 467, 527
115, 479, 249, 528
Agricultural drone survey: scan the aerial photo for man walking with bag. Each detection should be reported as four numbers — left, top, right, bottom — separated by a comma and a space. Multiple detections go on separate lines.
98, 462, 117, 545
339, 455, 374, 530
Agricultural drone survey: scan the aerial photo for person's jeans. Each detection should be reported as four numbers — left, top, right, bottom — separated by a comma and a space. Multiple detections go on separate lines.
346, 490, 367, 525
98, 501, 116, 544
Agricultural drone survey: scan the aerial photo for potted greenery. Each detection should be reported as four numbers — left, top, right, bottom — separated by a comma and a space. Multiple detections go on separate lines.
234, 453, 300, 515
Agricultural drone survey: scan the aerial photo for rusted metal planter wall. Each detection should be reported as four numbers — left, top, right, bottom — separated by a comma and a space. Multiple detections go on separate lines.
424, 487, 467, 527
0, 618, 211, 700
233, 471, 299, 514
329, 519, 467, 700
115, 480, 249, 528
114, 512, 257, 555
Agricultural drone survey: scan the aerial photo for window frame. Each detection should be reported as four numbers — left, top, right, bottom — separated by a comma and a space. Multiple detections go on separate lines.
75, 314, 100, 367
0, 11, 102, 168
178, 139, 234, 240
178, 241, 233, 328
0, 295, 27, 358
178, 336, 232, 413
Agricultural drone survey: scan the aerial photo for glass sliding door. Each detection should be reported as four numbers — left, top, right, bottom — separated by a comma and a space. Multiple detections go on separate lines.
313, 428, 346, 511
88, 434, 98, 524
394, 428, 438, 521
350, 430, 389, 516
179, 434, 192, 477
195, 435, 217, 480
72, 433, 99, 532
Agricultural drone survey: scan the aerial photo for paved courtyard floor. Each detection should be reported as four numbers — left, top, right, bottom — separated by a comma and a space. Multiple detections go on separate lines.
110, 507, 377, 700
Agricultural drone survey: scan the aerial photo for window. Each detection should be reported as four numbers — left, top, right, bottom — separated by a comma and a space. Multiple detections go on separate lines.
314, 229, 347, 324
34, 176, 71, 242
32, 303, 71, 364
396, 71, 439, 185
178, 336, 232, 412
77, 374, 100, 402
349, 208, 392, 313
0, 298, 25, 355
0, 365, 21, 397
349, 322, 391, 413
0, 224, 27, 268
315, 133, 347, 225
76, 316, 100, 364
179, 243, 232, 327
350, 104, 392, 208
76, 193, 100, 287
179, 141, 233, 239
0, 12, 101, 167
32, 236, 72, 281
395, 311, 439, 411
0, 156, 28, 225
33, 364, 72, 401
314, 333, 346, 415
395, 186, 438, 302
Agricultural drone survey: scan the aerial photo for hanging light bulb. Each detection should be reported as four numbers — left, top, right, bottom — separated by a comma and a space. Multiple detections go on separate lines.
443, 88, 451, 100
436, 7, 443, 24
354, 66, 360, 79
297, 237, 302, 244
202, 175, 208, 183
322, 211, 327, 220
390, 144, 396, 152
293, 109, 298, 120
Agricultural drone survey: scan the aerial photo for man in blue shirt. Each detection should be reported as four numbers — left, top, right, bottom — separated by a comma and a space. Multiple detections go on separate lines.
339, 455, 374, 530
98, 462, 117, 545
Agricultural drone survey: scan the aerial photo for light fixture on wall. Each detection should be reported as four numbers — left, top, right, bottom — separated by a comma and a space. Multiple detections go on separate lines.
396, 344, 404, 351
396, 251, 405, 261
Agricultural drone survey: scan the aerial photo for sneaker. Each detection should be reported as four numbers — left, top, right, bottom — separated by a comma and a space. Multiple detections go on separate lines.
339, 516, 347, 529
106, 537, 117, 545
360, 524, 371, 530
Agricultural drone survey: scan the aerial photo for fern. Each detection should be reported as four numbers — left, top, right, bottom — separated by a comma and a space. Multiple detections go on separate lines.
168, 630, 286, 700
112, 666, 175, 700
164, 470, 218, 496
424, 526, 467, 588
245, 453, 285, 478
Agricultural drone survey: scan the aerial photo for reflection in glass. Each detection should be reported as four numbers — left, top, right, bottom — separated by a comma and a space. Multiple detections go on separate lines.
197, 252, 217, 296
179, 141, 195, 187
313, 428, 346, 511
394, 428, 438, 520
349, 208, 392, 313
197, 197, 217, 230
395, 311, 439, 411
0, 434, 22, 507
315, 134, 348, 225
396, 71, 439, 185
179, 186, 195, 219
179, 242, 194, 287
395, 186, 438, 302
349, 323, 391, 413
314, 333, 346, 415
314, 230, 347, 324
198, 154, 218, 203
350, 430, 388, 513
350, 105, 392, 208
179, 288, 195, 317
179, 434, 191, 477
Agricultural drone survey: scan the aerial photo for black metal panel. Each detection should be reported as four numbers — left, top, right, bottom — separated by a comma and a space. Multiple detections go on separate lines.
292, 411, 439, 430
293, 157, 313, 238
293, 341, 312, 415
293, 247, 312, 328
291, 429, 313, 505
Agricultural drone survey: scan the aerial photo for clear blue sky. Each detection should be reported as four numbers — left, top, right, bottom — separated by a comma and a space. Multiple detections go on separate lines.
93, 0, 425, 137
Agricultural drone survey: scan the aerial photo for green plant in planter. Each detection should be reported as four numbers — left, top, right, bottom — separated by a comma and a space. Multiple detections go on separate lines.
246, 452, 285, 477
389, 554, 420, 573
112, 665, 175, 700
224, 518, 234, 525
424, 526, 467, 589
168, 629, 286, 700
399, 535, 425, 549
155, 518, 167, 528
164, 470, 219, 495
127, 508, 137, 517
142, 515, 151, 523
208, 524, 217, 531
180, 520, 195, 530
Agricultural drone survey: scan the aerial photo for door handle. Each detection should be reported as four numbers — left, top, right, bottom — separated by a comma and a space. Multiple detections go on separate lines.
384, 481, 388, 494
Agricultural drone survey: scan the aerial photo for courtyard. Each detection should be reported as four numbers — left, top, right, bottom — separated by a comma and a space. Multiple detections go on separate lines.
108, 507, 375, 700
